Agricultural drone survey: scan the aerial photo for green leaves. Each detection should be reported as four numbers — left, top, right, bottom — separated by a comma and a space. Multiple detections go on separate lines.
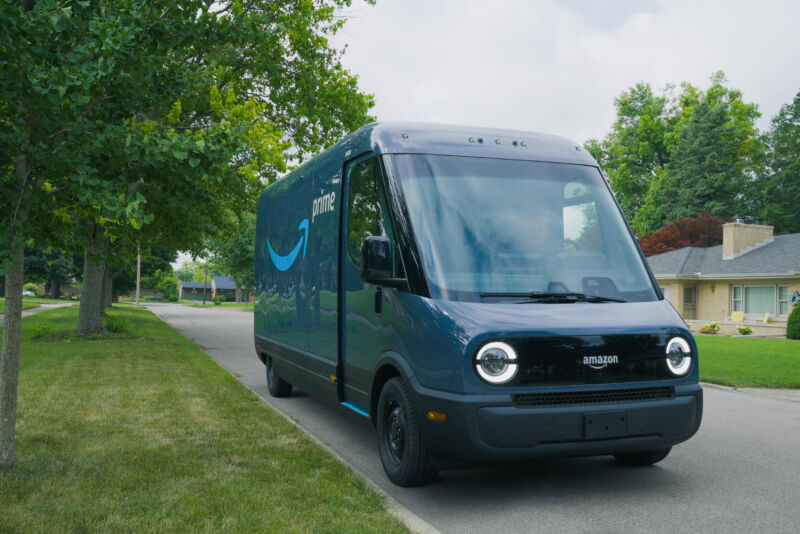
591, 73, 763, 233
1, 0, 375, 278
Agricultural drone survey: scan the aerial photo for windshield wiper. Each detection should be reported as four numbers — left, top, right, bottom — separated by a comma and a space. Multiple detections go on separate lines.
480, 291, 626, 303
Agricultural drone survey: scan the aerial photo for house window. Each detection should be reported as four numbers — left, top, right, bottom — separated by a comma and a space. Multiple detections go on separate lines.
683, 286, 696, 320
730, 285, 742, 312
744, 286, 775, 316
778, 286, 789, 317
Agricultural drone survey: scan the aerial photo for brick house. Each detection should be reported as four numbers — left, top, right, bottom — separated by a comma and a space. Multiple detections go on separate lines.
647, 222, 799, 335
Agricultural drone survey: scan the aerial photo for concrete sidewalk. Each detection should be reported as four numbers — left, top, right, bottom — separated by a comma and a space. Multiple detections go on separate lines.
0, 303, 74, 325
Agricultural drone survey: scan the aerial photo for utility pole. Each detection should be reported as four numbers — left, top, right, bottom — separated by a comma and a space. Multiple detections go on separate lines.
135, 245, 141, 306
202, 262, 208, 305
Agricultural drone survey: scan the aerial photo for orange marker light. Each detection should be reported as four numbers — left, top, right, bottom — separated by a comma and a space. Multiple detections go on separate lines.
427, 411, 447, 422
329, 374, 337, 383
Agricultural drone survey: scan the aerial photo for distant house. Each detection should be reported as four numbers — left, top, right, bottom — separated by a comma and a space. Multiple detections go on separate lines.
178, 280, 210, 301
211, 276, 251, 302
647, 222, 799, 334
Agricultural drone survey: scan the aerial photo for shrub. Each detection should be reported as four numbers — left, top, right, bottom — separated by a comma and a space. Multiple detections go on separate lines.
23, 283, 40, 296
699, 321, 720, 334
103, 315, 131, 334
30, 323, 54, 339
737, 326, 753, 336
788, 305, 800, 340
166, 295, 178, 302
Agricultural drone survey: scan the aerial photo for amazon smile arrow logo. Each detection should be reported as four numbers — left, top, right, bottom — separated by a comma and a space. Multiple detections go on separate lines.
267, 218, 309, 271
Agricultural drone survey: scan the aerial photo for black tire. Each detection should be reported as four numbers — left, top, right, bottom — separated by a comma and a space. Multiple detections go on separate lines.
376, 377, 438, 487
614, 447, 672, 466
265, 355, 292, 398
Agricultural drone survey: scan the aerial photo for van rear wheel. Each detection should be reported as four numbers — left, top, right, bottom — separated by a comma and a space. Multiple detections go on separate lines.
614, 447, 671, 466
265, 355, 292, 397
376, 378, 438, 487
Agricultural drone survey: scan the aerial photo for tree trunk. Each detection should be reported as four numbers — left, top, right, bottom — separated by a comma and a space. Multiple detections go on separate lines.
77, 229, 106, 335
0, 243, 24, 471
235, 287, 242, 303
102, 265, 113, 308
49, 279, 61, 299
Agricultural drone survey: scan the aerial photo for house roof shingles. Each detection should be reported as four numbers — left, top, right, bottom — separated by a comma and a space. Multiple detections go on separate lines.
647, 233, 800, 277
178, 281, 209, 289
212, 276, 237, 290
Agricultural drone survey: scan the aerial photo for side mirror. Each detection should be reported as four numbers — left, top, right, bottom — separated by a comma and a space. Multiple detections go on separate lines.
360, 236, 407, 289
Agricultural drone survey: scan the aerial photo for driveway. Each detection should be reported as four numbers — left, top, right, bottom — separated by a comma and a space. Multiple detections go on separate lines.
148, 303, 800, 534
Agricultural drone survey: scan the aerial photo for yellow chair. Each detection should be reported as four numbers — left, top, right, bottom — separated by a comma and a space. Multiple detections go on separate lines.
730, 311, 744, 323
762, 313, 770, 324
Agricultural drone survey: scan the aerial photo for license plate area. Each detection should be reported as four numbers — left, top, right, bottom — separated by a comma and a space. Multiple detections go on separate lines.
585, 410, 627, 439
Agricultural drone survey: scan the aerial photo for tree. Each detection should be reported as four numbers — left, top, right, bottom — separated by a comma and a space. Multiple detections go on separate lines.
113, 246, 176, 297
639, 213, 723, 256
584, 83, 677, 220
23, 248, 78, 298
759, 90, 800, 234
174, 262, 198, 282
589, 73, 763, 233
636, 74, 762, 231
1, 0, 374, 470
206, 211, 257, 300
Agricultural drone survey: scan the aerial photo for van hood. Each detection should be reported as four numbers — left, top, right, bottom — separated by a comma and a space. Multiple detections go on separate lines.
393, 295, 696, 392
432, 299, 687, 338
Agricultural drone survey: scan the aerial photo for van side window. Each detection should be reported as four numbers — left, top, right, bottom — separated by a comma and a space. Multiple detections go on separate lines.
347, 158, 392, 264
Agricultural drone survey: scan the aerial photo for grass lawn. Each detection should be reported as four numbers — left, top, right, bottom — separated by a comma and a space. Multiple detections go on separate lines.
0, 306, 407, 533
24, 296, 71, 305
697, 335, 800, 388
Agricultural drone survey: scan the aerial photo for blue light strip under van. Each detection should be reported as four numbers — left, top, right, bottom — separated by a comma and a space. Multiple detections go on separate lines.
341, 402, 369, 417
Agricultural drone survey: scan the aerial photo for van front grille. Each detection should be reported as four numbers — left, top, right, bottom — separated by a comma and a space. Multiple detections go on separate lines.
511, 386, 675, 407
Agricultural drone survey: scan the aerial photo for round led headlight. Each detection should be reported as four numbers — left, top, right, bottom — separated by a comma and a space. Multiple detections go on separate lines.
475, 341, 518, 384
666, 337, 692, 376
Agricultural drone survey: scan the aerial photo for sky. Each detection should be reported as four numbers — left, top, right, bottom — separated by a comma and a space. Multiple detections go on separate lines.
174, 0, 800, 268
331, 0, 800, 144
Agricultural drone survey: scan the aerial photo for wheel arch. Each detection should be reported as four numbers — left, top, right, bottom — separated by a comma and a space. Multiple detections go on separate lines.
370, 352, 415, 426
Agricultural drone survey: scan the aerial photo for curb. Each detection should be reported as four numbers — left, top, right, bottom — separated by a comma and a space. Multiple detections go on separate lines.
699, 381, 735, 391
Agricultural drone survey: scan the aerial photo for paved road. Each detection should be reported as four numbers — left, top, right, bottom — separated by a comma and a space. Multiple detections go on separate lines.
149, 303, 800, 534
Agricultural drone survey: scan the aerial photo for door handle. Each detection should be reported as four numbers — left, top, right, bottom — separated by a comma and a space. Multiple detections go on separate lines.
374, 286, 383, 316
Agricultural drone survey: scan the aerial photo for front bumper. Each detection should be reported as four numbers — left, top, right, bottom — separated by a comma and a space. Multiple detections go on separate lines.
409, 379, 703, 461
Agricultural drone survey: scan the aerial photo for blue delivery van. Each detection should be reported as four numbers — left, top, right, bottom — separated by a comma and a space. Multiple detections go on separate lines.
254, 122, 702, 486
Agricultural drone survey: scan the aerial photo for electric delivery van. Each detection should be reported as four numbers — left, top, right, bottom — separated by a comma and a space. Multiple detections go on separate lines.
254, 122, 702, 486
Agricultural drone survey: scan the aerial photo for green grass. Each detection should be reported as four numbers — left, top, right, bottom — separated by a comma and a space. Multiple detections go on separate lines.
0, 306, 407, 533
697, 335, 800, 388
24, 296, 71, 305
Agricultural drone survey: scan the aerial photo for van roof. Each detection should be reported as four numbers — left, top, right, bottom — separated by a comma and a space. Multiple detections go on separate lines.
340, 122, 598, 166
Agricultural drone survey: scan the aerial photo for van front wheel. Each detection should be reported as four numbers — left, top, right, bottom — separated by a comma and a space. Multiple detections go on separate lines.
614, 447, 671, 466
265, 355, 292, 398
376, 378, 438, 487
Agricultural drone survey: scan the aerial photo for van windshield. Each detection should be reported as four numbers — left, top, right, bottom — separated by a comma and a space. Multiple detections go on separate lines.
393, 155, 657, 302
